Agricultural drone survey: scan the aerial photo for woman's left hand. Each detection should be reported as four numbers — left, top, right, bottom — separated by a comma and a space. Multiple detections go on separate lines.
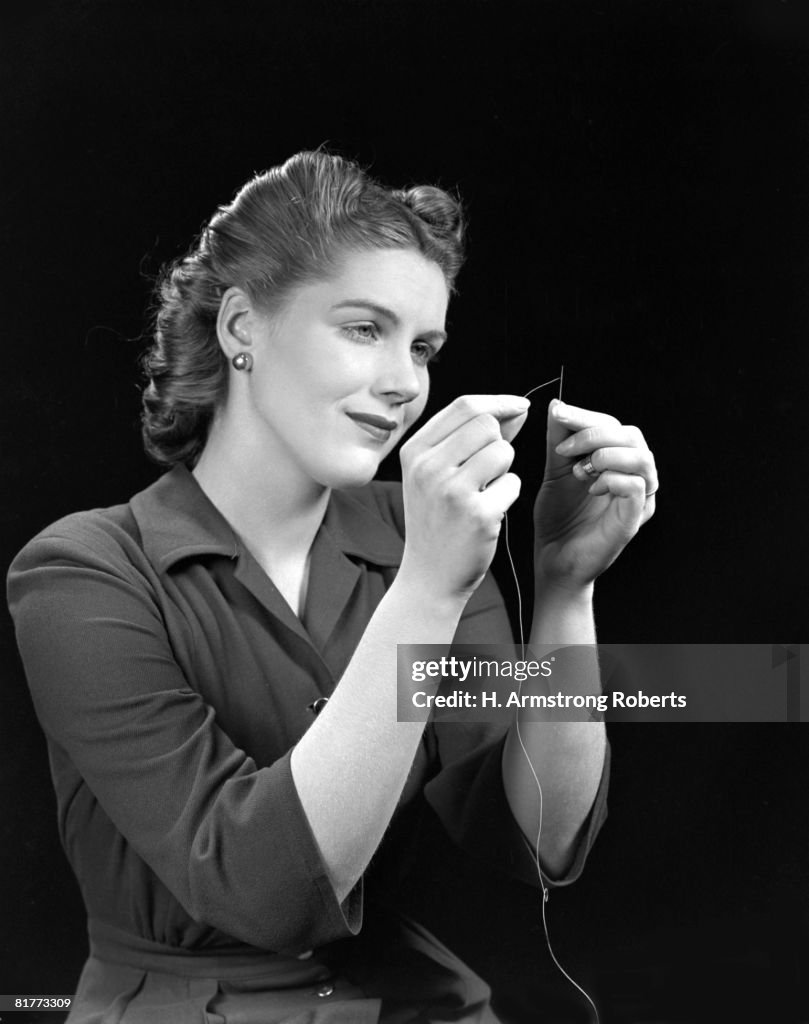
533, 399, 658, 589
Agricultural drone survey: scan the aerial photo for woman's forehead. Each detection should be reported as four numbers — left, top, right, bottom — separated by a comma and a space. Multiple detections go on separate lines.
292, 248, 450, 326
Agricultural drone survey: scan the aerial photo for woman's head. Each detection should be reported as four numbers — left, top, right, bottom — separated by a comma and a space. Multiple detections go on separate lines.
142, 151, 465, 467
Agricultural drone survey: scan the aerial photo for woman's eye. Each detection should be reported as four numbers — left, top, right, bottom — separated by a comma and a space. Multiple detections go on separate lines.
411, 341, 439, 367
343, 323, 379, 342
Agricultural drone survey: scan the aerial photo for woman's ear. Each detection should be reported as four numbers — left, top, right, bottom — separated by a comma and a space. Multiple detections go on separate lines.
216, 287, 256, 359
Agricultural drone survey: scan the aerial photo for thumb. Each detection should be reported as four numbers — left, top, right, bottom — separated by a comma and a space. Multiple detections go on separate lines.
545, 399, 574, 476
499, 407, 530, 444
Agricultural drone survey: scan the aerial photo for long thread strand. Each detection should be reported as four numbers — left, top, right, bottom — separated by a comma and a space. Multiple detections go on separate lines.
503, 365, 600, 1024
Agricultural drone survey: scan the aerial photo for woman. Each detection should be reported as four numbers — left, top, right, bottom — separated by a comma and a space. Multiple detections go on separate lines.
8, 151, 657, 1022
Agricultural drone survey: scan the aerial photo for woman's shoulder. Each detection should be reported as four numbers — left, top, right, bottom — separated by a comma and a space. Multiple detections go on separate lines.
8, 499, 145, 583
9, 466, 218, 583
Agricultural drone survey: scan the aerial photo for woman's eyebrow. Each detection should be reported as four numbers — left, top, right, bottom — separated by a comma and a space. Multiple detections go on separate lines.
330, 299, 447, 344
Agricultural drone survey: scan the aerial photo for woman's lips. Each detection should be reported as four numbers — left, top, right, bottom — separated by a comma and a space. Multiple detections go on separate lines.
347, 411, 398, 442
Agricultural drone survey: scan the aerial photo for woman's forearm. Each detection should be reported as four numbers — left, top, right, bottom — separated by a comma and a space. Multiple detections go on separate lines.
502, 580, 606, 878
290, 574, 466, 903
292, 395, 531, 903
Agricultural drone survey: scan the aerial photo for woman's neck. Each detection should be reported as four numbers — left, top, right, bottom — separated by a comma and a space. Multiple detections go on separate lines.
192, 417, 331, 569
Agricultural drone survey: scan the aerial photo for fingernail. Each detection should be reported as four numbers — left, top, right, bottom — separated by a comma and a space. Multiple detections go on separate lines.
514, 397, 531, 409
553, 401, 568, 420
555, 438, 574, 455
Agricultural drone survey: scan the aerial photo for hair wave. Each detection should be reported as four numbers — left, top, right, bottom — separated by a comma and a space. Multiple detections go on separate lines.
141, 151, 466, 467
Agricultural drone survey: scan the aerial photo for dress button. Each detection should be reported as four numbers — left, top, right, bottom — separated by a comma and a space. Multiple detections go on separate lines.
308, 696, 330, 716
315, 982, 334, 998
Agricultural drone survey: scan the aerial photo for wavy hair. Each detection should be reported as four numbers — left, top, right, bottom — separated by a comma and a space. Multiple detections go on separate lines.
141, 151, 466, 467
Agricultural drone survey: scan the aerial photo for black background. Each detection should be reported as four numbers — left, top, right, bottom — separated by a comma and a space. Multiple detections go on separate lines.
1, 2, 807, 1021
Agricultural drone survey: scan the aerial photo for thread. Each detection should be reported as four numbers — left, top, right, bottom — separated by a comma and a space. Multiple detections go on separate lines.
503, 365, 600, 1024
521, 375, 562, 401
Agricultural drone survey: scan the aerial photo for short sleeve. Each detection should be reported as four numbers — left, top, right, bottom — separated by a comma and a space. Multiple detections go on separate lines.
6, 522, 361, 952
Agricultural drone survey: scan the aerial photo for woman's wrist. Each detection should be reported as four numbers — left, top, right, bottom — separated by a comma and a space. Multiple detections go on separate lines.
534, 571, 595, 607
395, 557, 478, 611
530, 573, 595, 648
387, 569, 469, 640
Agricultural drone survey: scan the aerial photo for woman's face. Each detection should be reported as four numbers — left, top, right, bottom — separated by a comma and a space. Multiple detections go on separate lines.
240, 247, 449, 490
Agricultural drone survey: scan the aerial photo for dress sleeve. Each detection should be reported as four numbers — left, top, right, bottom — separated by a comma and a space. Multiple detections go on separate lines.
422, 569, 610, 888
6, 524, 361, 953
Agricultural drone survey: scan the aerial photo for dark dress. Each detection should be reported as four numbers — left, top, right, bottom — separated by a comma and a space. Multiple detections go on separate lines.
7, 466, 609, 1023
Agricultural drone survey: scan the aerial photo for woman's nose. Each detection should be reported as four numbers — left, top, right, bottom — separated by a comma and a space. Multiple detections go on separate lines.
373, 346, 422, 403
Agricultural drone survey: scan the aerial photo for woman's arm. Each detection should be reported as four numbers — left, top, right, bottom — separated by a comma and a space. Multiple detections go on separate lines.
291, 394, 529, 902
7, 396, 526, 950
502, 583, 605, 878
503, 398, 657, 877
8, 522, 359, 952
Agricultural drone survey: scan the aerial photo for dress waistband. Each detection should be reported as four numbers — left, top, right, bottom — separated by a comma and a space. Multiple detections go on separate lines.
87, 918, 329, 984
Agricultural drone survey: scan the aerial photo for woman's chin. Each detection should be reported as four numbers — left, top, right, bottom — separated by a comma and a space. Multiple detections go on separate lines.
317, 452, 384, 491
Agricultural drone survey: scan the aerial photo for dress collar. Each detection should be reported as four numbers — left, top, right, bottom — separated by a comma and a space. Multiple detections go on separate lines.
129, 465, 404, 574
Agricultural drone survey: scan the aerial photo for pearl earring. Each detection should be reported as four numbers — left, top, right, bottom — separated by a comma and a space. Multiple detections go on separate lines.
231, 352, 253, 372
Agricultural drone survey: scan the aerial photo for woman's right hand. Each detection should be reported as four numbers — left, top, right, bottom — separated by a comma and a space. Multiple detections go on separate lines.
397, 395, 530, 602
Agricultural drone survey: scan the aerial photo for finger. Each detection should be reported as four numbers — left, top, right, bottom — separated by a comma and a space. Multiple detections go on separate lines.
554, 423, 649, 459
546, 398, 618, 476
587, 466, 658, 497
588, 474, 659, 526
586, 471, 647, 534
546, 401, 643, 479
426, 413, 505, 470
476, 471, 522, 522
457, 437, 515, 492
409, 394, 531, 450
498, 408, 529, 444
551, 401, 623, 432
544, 398, 573, 472
571, 446, 658, 494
